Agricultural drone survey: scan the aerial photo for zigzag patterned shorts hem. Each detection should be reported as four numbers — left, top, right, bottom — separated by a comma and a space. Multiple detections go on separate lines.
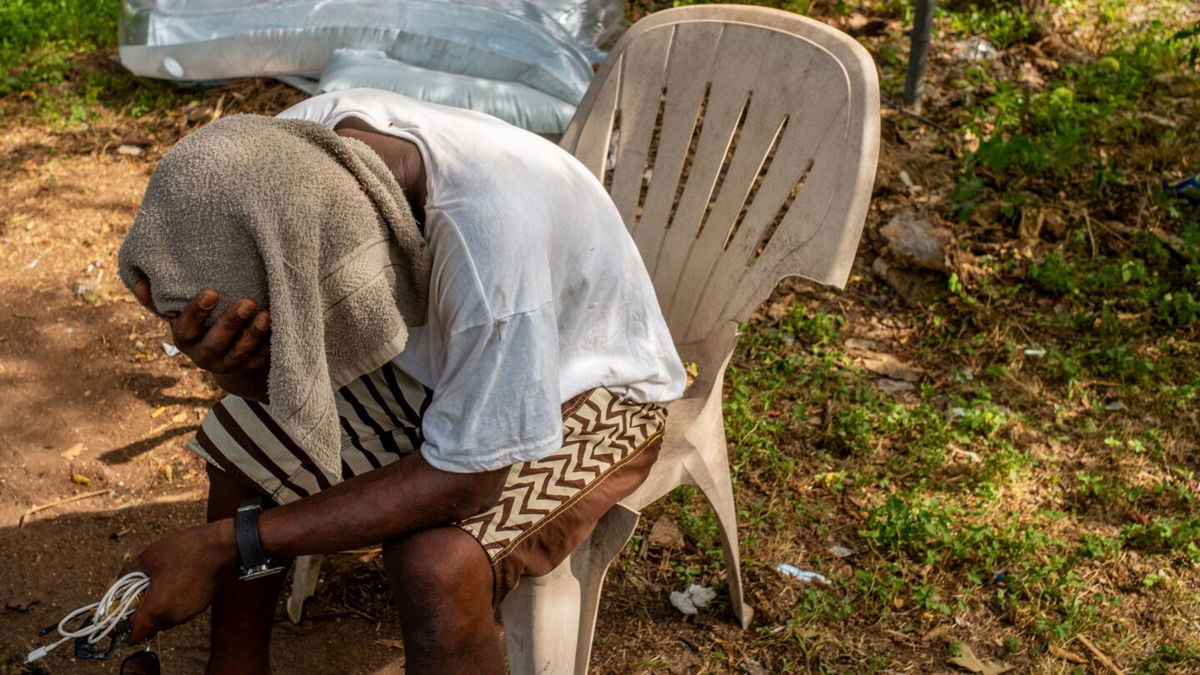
186, 364, 666, 605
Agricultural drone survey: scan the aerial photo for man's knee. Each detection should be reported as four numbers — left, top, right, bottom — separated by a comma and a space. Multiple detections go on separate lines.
383, 527, 491, 605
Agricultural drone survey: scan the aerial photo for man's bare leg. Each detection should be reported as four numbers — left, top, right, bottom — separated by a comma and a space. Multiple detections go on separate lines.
204, 464, 289, 675
383, 527, 505, 674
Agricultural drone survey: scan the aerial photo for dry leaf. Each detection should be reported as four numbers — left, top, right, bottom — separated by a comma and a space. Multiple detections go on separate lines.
923, 623, 954, 642
162, 465, 173, 483
948, 643, 1012, 675
61, 443, 85, 460
71, 473, 92, 486
855, 350, 925, 382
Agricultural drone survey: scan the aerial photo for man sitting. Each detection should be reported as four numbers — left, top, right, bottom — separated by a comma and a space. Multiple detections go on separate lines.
117, 88, 684, 674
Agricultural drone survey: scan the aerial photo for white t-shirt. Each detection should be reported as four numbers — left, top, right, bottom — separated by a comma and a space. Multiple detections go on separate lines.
279, 89, 686, 473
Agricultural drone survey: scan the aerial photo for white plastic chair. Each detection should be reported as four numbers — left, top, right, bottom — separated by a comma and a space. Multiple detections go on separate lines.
501, 5, 879, 673
288, 6, 879, 672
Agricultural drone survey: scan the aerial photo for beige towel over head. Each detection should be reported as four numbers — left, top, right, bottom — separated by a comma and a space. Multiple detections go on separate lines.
118, 114, 430, 477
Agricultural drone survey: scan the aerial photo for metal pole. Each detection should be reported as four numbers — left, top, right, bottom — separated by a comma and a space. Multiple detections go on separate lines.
903, 0, 936, 113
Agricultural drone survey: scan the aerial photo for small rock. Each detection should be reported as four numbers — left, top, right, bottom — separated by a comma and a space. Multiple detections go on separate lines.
872, 257, 944, 305
876, 378, 916, 395
117, 144, 143, 157
880, 212, 951, 272
646, 516, 684, 550
844, 337, 882, 351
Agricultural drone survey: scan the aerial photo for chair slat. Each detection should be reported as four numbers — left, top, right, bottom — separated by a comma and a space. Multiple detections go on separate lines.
678, 57, 853, 342
567, 52, 625, 181
562, 4, 879, 355
605, 28, 675, 227
644, 24, 787, 302
658, 30, 824, 334
630, 21, 725, 268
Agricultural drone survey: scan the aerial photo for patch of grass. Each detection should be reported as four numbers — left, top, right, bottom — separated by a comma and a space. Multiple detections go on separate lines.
1121, 517, 1200, 561
0, 0, 192, 127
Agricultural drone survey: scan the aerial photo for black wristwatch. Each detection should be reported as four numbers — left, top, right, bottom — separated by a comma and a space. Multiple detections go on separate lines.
235, 497, 287, 581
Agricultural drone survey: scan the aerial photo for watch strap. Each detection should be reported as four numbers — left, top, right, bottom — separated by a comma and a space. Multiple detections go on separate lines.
235, 497, 285, 580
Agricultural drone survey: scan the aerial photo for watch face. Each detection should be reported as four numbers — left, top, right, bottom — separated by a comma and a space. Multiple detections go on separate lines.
239, 563, 287, 581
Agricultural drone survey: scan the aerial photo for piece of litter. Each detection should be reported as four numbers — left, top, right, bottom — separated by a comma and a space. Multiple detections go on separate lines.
828, 544, 855, 558
1023, 348, 1046, 357
952, 37, 998, 62
1103, 400, 1125, 411
162, 342, 182, 357
668, 591, 697, 615
983, 570, 1009, 586
669, 584, 716, 615
948, 406, 967, 418
71, 474, 91, 486
150, 406, 167, 419
117, 144, 143, 157
775, 563, 831, 585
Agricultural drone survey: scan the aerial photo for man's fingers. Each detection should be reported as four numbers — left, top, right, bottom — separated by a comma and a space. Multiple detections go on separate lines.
172, 290, 219, 345
224, 311, 271, 365
244, 340, 272, 374
194, 299, 256, 370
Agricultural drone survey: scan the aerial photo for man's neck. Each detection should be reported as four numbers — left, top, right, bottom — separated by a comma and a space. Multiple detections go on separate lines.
333, 116, 427, 224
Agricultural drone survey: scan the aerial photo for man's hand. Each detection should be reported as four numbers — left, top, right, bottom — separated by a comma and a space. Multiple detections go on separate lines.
122, 520, 237, 643
134, 280, 271, 401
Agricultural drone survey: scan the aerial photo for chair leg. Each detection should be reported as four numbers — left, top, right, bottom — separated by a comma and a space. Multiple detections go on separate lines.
501, 504, 641, 675
286, 554, 322, 624
691, 439, 754, 629
501, 558, 581, 675
572, 504, 641, 675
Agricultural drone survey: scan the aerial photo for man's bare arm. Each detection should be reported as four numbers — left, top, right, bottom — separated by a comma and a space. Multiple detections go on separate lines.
125, 443, 506, 643
257, 451, 506, 558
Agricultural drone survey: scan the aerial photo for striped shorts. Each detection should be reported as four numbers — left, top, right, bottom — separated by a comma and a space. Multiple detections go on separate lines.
187, 362, 666, 602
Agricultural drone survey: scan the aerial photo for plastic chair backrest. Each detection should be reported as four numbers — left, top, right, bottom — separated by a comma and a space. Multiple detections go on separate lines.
561, 5, 879, 365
